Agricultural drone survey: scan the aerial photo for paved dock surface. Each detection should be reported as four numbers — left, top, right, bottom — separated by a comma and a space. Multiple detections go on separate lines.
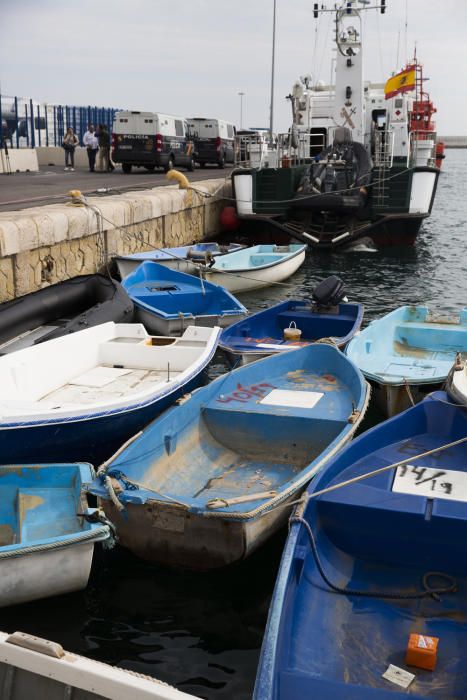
0, 165, 231, 212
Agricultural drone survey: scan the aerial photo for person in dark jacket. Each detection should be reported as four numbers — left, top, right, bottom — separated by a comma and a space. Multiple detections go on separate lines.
96, 124, 113, 172
62, 126, 79, 171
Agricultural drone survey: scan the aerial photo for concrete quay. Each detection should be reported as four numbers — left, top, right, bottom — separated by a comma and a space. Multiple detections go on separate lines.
0, 176, 231, 302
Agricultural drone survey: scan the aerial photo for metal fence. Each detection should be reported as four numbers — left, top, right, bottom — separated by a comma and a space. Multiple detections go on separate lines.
0, 95, 123, 148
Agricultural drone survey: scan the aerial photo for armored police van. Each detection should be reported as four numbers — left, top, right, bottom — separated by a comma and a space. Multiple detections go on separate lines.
112, 111, 195, 173
187, 118, 236, 168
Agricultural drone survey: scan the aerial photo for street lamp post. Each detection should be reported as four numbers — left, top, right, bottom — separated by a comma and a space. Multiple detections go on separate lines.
238, 92, 245, 129
269, 0, 277, 145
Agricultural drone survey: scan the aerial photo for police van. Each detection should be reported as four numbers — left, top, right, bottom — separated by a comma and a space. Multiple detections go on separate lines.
187, 118, 236, 168
112, 111, 195, 173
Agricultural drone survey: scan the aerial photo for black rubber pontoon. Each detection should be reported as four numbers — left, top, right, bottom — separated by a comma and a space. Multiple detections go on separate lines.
0, 274, 134, 354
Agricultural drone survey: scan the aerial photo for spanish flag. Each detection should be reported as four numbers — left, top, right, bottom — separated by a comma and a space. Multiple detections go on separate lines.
384, 65, 416, 100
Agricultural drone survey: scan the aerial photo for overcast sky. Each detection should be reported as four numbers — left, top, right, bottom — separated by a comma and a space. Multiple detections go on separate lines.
1, 0, 465, 135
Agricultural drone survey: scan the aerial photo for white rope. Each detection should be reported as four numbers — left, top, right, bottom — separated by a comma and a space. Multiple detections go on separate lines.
302, 435, 467, 503
0, 526, 109, 560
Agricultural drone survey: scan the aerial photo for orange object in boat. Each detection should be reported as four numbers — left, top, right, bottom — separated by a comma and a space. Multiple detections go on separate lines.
405, 633, 439, 671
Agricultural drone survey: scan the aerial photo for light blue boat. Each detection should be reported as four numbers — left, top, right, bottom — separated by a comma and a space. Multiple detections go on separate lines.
115, 242, 244, 278
346, 305, 467, 416
0, 463, 110, 607
89, 343, 369, 570
122, 261, 247, 335
200, 244, 307, 293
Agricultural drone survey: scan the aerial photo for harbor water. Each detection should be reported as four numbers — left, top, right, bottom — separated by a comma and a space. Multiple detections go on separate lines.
2, 150, 465, 699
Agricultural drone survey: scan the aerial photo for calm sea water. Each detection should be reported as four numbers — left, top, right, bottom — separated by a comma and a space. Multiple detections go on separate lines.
2, 150, 466, 699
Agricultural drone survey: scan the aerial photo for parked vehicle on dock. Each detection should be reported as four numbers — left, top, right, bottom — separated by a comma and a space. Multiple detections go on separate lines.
187, 118, 236, 168
112, 110, 195, 173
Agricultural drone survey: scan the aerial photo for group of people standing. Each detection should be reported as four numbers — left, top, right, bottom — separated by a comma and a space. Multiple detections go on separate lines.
62, 123, 115, 173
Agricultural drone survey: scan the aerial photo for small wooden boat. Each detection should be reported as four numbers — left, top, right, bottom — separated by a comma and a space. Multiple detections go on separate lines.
122, 261, 247, 336
0, 274, 133, 355
0, 630, 198, 699
254, 392, 467, 699
0, 463, 110, 607
0, 322, 220, 465
115, 242, 244, 278
199, 244, 307, 293
89, 344, 369, 570
220, 276, 363, 365
345, 305, 467, 416
446, 353, 467, 406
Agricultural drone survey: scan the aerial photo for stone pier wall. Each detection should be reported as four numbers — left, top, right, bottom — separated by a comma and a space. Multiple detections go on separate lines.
0, 178, 230, 301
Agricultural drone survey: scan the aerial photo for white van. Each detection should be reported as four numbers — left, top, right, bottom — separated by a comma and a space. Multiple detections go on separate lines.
112, 111, 195, 173
187, 118, 236, 168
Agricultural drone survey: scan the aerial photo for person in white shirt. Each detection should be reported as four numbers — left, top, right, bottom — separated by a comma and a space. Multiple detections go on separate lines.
83, 124, 99, 172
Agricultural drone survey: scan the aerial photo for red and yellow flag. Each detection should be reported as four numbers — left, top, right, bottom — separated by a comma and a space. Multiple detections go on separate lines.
384, 65, 416, 100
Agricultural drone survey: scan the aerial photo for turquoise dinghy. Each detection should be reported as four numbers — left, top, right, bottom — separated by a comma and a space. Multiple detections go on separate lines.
0, 463, 110, 607
89, 344, 369, 570
199, 244, 307, 294
346, 305, 467, 416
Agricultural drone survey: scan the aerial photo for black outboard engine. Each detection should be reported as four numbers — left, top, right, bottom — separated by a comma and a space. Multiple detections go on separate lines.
312, 275, 347, 309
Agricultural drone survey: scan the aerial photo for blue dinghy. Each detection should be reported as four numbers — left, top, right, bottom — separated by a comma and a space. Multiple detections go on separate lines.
346, 305, 467, 416
89, 344, 369, 570
255, 392, 467, 699
115, 242, 243, 278
0, 463, 110, 607
122, 261, 247, 335
220, 276, 363, 365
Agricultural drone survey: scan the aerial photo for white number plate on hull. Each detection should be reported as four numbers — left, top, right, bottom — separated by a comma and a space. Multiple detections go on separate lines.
393, 465, 467, 503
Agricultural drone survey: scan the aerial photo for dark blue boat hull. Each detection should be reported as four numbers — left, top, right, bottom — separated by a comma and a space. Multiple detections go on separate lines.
0, 373, 205, 466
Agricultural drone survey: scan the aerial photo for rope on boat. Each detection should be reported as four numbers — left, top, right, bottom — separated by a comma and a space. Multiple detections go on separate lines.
0, 526, 110, 560
296, 435, 467, 504
291, 515, 457, 601
404, 379, 416, 406
112, 228, 306, 289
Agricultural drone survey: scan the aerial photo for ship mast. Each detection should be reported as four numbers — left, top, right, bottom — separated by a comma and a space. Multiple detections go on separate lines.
313, 1, 387, 142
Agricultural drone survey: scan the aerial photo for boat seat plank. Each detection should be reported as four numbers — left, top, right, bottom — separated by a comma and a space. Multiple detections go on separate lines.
39, 366, 173, 407
394, 322, 467, 352
17, 488, 78, 543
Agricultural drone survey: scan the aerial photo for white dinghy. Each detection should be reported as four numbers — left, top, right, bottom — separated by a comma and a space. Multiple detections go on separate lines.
0, 630, 199, 700
0, 322, 220, 465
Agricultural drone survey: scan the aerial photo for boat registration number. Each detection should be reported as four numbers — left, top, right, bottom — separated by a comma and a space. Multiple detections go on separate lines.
392, 465, 467, 503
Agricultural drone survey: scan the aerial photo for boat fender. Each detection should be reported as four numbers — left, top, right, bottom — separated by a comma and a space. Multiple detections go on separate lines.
166, 169, 190, 189
284, 321, 302, 341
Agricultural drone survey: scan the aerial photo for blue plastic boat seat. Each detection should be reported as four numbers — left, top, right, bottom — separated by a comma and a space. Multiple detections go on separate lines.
394, 323, 467, 352
317, 481, 467, 571
249, 253, 283, 266
202, 405, 348, 464
18, 487, 79, 543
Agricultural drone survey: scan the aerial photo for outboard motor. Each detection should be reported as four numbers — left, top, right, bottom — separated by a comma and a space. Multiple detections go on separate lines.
312, 275, 347, 309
